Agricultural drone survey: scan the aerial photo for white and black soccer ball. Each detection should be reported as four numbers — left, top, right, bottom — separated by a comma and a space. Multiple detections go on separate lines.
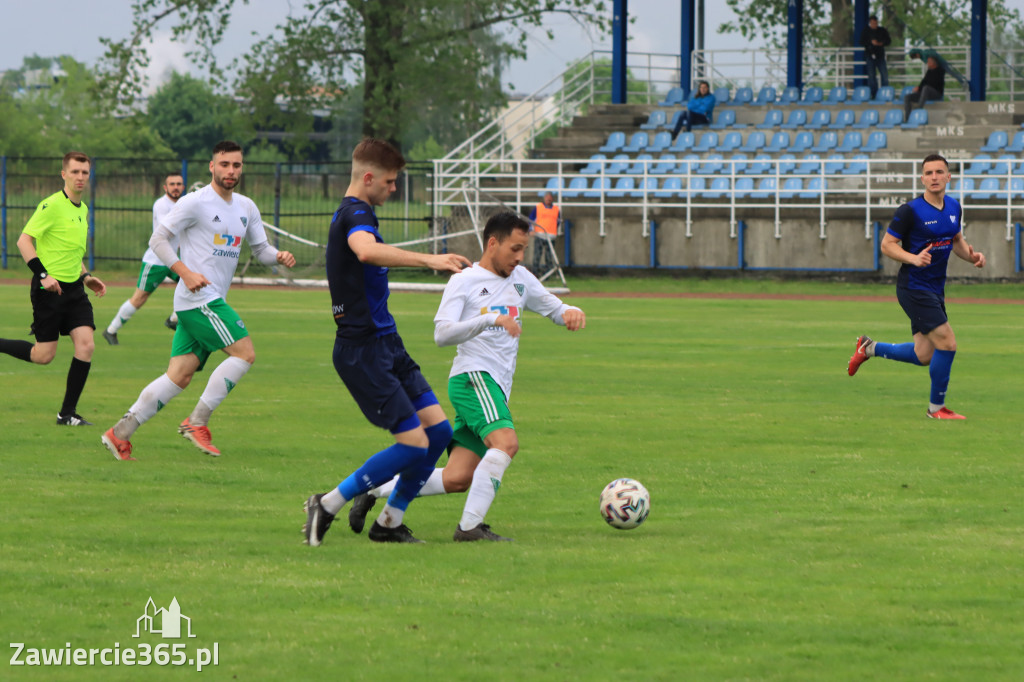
599, 478, 650, 530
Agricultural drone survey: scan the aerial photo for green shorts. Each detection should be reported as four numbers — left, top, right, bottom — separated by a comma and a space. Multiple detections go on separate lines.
448, 371, 514, 457
137, 262, 180, 293
171, 299, 248, 371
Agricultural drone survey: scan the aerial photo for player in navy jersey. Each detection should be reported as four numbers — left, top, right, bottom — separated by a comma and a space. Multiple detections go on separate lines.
848, 154, 985, 419
303, 138, 471, 546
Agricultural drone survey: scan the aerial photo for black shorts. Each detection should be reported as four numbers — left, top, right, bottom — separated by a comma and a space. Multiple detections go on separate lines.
332, 333, 432, 433
896, 286, 947, 336
30, 276, 95, 343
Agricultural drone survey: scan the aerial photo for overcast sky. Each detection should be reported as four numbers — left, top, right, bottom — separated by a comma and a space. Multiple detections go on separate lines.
1, 1, 768, 94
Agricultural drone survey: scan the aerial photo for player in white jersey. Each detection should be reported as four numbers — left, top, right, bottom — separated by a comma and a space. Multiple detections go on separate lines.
101, 141, 296, 461
347, 211, 586, 541
103, 173, 185, 344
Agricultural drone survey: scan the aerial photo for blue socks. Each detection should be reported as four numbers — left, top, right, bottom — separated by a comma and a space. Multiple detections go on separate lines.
873, 341, 922, 365
929, 349, 955, 406
387, 421, 453, 512
337, 442, 427, 501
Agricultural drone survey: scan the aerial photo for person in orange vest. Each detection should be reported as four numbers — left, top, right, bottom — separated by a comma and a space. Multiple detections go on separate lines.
529, 192, 560, 275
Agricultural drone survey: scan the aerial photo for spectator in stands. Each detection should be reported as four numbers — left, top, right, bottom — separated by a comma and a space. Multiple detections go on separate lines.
671, 80, 715, 140
904, 52, 945, 119
860, 15, 891, 98
529, 192, 560, 276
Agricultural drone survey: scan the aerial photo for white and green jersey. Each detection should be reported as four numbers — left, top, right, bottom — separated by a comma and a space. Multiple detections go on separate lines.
141, 194, 180, 266
160, 185, 268, 311
433, 263, 578, 401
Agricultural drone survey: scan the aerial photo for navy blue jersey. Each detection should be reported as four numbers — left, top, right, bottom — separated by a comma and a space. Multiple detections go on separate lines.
887, 194, 962, 296
326, 196, 397, 342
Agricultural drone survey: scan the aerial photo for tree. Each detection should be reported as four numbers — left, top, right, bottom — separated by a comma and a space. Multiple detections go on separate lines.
146, 72, 241, 159
99, 0, 610, 153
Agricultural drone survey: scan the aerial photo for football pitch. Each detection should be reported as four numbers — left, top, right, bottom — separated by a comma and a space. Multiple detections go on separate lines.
2, 280, 1022, 681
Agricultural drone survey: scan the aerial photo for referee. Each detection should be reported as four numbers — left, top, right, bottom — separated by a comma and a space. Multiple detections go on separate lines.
0, 151, 108, 425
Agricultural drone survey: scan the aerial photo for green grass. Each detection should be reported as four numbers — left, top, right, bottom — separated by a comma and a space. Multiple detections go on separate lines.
1, 281, 1023, 681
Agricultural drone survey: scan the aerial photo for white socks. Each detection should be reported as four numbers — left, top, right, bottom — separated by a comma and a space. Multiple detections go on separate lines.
190, 357, 251, 426
371, 468, 447, 499
320, 488, 346, 516
108, 301, 138, 334
119, 373, 185, 437
459, 449, 512, 531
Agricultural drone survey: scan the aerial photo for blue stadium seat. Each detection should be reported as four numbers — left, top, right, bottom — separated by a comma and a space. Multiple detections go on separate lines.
703, 177, 731, 198
963, 155, 992, 175
901, 109, 928, 129
713, 87, 731, 104
640, 110, 668, 130
649, 154, 678, 175
980, 130, 1009, 152
1013, 161, 1024, 175
873, 86, 895, 103
900, 85, 916, 99
562, 176, 589, 198
709, 110, 738, 130
668, 131, 696, 153
630, 177, 660, 198
876, 109, 903, 129
764, 131, 791, 153
850, 86, 872, 104
825, 86, 847, 105
727, 153, 750, 174
780, 110, 808, 129
646, 131, 673, 153
696, 154, 725, 175
828, 109, 856, 129
842, 155, 869, 175
787, 131, 815, 153
685, 177, 707, 197
799, 177, 825, 199
537, 177, 562, 198
754, 86, 777, 105
810, 131, 838, 153
666, 110, 685, 131
780, 177, 803, 198
657, 87, 686, 107
740, 131, 767, 153
751, 177, 778, 198
756, 110, 783, 129
824, 154, 846, 175
579, 154, 606, 175
583, 177, 611, 197
744, 155, 773, 175
608, 177, 635, 197
779, 86, 801, 105
987, 156, 1014, 176
676, 154, 700, 174
1006, 131, 1024, 153
861, 132, 887, 152
805, 110, 831, 130
605, 154, 631, 175
836, 131, 863, 153
655, 176, 684, 198
692, 132, 720, 152
851, 109, 879, 129
732, 87, 754, 105
776, 154, 797, 175
625, 154, 654, 175
734, 177, 755, 198
799, 86, 824, 105
795, 154, 822, 175
622, 132, 649, 153
599, 131, 626, 152
970, 177, 1000, 200
996, 177, 1024, 200
947, 178, 973, 202
718, 131, 743, 152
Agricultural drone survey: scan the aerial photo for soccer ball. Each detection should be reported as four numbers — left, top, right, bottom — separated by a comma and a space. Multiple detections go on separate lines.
599, 478, 650, 530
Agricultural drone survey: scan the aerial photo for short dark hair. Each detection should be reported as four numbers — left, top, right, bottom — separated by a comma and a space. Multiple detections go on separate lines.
352, 138, 406, 173
212, 140, 243, 156
869, 14, 878, 20
922, 153, 949, 170
165, 173, 184, 182
483, 211, 530, 243
62, 151, 90, 169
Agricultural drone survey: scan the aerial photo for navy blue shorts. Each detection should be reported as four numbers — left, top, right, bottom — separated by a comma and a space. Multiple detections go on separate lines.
30, 276, 95, 343
896, 286, 947, 336
332, 333, 432, 433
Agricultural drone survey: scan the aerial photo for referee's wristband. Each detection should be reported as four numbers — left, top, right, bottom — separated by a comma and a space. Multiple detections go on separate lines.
27, 257, 46, 277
